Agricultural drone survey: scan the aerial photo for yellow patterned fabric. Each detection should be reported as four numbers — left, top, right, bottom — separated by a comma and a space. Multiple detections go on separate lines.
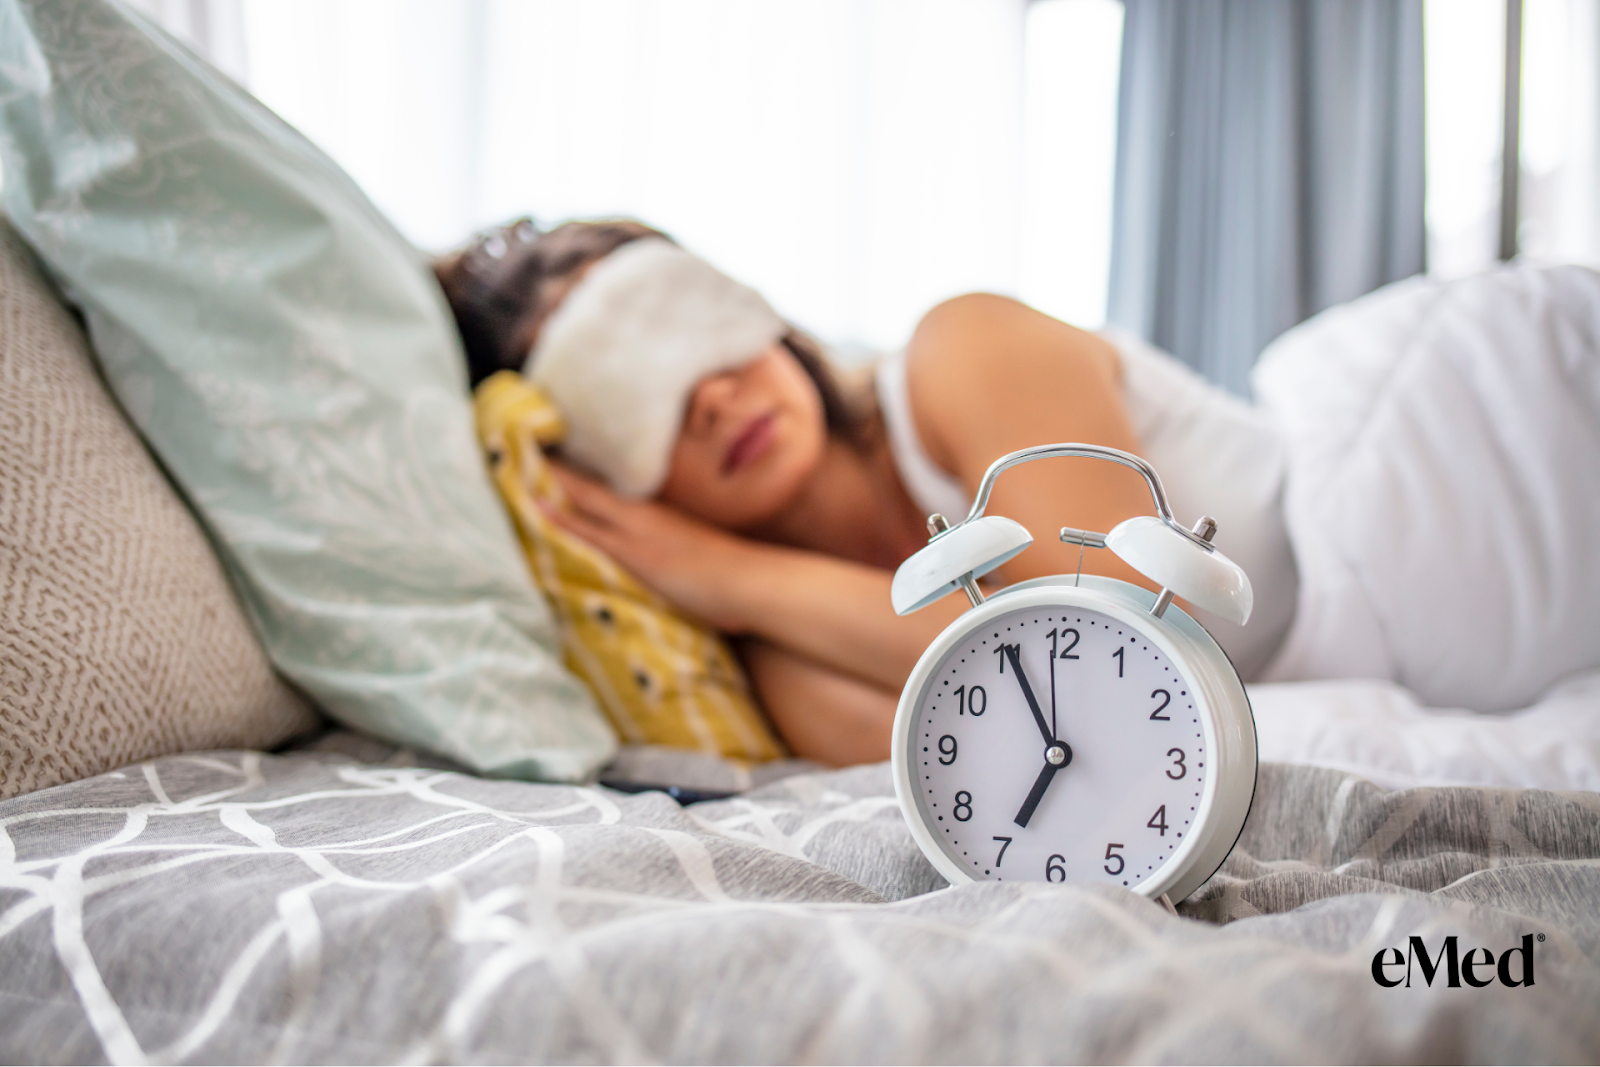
474, 372, 786, 761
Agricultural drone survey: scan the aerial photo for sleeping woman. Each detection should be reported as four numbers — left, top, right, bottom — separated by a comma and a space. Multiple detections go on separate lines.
436, 219, 1299, 765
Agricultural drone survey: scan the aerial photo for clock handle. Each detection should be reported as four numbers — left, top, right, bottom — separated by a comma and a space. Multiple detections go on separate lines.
963, 443, 1212, 551
957, 443, 1253, 625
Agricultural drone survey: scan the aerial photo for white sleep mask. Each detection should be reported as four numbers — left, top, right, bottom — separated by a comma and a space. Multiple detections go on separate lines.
524, 238, 786, 497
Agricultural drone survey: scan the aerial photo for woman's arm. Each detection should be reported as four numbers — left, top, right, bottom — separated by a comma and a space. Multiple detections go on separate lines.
740, 640, 897, 765
904, 293, 1156, 589
546, 473, 965, 690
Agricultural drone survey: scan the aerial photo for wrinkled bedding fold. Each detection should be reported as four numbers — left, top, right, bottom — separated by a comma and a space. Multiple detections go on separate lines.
1, 742, 1596, 1063
1255, 265, 1600, 711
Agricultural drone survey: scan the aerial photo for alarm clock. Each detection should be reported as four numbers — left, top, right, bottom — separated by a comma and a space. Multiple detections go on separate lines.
889, 443, 1258, 910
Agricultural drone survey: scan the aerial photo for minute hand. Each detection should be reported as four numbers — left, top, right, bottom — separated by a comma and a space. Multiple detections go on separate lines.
1002, 644, 1054, 746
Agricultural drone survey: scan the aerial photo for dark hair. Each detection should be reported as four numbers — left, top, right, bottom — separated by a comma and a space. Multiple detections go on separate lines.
434, 217, 872, 446
434, 217, 664, 386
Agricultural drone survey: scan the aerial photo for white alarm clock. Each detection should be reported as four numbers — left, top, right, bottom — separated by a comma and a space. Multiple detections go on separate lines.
889, 443, 1258, 910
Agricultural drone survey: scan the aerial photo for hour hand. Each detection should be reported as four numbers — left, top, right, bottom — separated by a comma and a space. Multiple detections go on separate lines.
1014, 741, 1072, 827
1014, 761, 1057, 827
1002, 644, 1053, 746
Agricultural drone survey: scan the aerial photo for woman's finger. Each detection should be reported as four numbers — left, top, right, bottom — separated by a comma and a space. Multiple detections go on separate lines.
549, 462, 626, 521
544, 503, 626, 557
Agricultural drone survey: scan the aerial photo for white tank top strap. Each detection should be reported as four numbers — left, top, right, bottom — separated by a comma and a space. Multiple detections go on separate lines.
875, 348, 971, 522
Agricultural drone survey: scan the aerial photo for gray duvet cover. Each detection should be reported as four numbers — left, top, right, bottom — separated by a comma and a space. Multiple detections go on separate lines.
1, 741, 1597, 1064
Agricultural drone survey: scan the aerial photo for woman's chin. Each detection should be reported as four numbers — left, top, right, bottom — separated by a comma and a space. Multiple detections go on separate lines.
722, 447, 823, 530
664, 417, 827, 530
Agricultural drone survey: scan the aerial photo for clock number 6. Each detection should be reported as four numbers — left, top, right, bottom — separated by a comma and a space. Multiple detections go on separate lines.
1103, 843, 1125, 876
1046, 854, 1067, 882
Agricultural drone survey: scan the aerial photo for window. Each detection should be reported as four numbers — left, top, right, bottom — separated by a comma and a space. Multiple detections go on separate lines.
236, 0, 1122, 353
1021, 0, 1123, 330
1425, 0, 1600, 274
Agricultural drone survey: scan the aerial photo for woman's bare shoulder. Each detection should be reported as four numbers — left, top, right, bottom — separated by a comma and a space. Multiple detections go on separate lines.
901, 294, 1122, 476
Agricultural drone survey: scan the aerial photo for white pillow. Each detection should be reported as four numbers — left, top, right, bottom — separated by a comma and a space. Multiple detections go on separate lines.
1254, 265, 1600, 711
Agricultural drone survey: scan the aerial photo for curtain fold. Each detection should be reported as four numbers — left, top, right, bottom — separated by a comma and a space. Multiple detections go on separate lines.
1108, 0, 1424, 394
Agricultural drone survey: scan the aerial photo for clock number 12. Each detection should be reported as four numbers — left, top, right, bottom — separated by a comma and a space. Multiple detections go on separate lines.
1047, 628, 1080, 659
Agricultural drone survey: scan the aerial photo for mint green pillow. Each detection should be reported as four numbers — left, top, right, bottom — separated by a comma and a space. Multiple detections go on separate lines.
0, 0, 614, 781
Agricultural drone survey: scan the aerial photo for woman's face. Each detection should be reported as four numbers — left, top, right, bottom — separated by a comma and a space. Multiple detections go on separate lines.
657, 343, 828, 530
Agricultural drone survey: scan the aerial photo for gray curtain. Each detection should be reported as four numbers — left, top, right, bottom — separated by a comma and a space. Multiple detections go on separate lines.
1107, 0, 1425, 395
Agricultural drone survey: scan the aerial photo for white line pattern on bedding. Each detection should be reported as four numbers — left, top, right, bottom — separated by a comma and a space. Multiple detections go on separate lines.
0, 742, 1597, 1063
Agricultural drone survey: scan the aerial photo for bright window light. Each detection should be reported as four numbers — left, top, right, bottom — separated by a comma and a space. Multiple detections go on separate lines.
1021, 0, 1124, 329
239, 1, 1122, 354
1424, 0, 1507, 276
1426, 0, 1600, 272
1519, 0, 1600, 263
468, 0, 1028, 356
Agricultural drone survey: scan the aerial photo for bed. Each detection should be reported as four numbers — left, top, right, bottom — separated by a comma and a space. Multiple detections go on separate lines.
2, 4, 1599, 1061
2, 733, 1598, 1063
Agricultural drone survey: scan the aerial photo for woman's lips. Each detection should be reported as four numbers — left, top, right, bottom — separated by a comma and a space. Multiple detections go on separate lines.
722, 413, 777, 475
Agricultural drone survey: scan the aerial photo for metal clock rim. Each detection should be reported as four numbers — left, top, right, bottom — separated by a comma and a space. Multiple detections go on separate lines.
890, 580, 1241, 900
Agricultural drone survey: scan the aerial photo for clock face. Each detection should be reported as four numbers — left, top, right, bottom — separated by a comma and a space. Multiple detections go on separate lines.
907, 601, 1210, 890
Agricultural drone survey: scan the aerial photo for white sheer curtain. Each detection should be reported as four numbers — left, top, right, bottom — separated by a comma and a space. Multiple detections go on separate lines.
76, 0, 1600, 352
225, 0, 1122, 353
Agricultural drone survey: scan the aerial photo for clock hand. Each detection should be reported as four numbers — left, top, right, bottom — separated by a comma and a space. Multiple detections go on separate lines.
1014, 760, 1058, 828
1014, 741, 1072, 827
1002, 643, 1074, 826
1002, 644, 1054, 747
1049, 629, 1058, 741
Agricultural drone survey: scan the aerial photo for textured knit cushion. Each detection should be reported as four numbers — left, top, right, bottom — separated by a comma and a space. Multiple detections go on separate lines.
0, 222, 319, 800
474, 373, 785, 761
0, 0, 614, 781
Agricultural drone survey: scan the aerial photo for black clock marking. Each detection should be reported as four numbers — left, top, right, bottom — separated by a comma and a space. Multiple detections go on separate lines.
916, 604, 1205, 889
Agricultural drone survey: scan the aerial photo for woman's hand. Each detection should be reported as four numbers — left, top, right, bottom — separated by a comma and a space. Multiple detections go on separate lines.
548, 464, 963, 694
545, 462, 763, 632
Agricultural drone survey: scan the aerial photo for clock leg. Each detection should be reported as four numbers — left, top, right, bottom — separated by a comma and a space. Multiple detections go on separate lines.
1158, 893, 1179, 917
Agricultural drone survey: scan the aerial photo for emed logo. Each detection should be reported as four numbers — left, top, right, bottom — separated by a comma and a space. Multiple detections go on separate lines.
1372, 934, 1542, 988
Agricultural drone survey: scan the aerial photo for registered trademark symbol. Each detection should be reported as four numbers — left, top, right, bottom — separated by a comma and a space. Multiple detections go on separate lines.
1537, 933, 1546, 942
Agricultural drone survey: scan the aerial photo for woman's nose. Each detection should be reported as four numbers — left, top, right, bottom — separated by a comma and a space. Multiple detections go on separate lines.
688, 373, 738, 436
